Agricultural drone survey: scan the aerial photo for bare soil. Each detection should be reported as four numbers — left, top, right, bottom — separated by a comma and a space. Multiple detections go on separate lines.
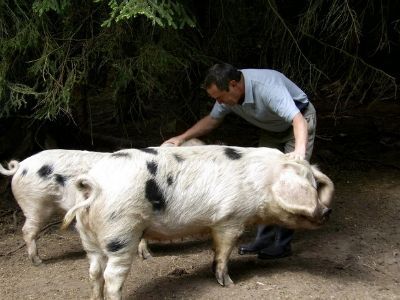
1, 153, 400, 299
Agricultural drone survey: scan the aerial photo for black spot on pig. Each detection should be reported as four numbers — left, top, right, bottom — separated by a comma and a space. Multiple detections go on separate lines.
110, 211, 116, 219
145, 179, 166, 211
224, 147, 242, 160
167, 175, 173, 186
146, 161, 158, 176
38, 164, 53, 178
173, 154, 184, 163
139, 148, 158, 155
55, 174, 67, 186
111, 152, 131, 158
21, 169, 27, 176
107, 238, 129, 253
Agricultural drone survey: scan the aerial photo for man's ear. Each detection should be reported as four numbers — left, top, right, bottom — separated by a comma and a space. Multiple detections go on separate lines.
229, 80, 238, 88
271, 163, 317, 218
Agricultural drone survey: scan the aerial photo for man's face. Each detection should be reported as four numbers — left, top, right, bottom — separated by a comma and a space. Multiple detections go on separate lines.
206, 81, 242, 106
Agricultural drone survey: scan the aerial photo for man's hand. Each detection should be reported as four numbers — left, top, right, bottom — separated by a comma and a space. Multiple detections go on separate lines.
285, 150, 305, 161
161, 136, 185, 147
161, 115, 221, 147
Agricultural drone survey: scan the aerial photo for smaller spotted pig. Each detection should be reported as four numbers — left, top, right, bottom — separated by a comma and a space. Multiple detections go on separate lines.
63, 145, 334, 299
0, 150, 107, 265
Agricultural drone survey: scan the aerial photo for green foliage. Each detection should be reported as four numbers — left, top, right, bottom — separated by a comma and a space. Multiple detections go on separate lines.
32, 0, 70, 16
0, 0, 198, 121
293, 0, 398, 109
98, 0, 195, 29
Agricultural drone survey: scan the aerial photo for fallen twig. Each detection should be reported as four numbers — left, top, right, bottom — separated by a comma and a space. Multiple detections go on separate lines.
37, 220, 63, 236
0, 220, 62, 257
12, 211, 18, 227
2, 243, 26, 256
0, 210, 14, 218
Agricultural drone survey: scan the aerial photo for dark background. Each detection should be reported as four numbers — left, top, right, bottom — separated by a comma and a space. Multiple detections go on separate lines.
0, 0, 399, 168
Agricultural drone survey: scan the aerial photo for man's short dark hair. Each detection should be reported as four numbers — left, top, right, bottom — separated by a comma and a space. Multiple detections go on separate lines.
203, 63, 242, 91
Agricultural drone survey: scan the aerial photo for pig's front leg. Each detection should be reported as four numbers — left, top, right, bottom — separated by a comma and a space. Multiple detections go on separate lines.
211, 225, 243, 286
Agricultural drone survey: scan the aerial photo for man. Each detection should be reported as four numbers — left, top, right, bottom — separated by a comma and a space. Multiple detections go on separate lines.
163, 63, 316, 259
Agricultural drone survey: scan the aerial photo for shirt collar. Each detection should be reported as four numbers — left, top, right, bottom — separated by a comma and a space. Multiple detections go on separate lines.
241, 71, 254, 105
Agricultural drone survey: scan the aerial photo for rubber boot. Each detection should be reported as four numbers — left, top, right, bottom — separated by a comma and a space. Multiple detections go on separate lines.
238, 225, 275, 255
257, 226, 293, 259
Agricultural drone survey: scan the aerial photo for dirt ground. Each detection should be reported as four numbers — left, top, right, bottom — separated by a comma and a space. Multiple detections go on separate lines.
1, 146, 400, 299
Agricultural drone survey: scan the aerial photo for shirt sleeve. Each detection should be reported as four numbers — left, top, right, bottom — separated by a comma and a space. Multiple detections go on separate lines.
210, 102, 231, 119
263, 85, 300, 123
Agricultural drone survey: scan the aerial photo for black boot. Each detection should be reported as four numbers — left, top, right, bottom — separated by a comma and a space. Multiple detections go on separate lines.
238, 225, 275, 255
257, 227, 293, 259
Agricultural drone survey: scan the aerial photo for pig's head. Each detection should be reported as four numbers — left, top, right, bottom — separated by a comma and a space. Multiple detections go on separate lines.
266, 160, 334, 230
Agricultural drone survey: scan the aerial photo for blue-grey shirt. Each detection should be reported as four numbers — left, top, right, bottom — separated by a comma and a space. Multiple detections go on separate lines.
210, 69, 309, 132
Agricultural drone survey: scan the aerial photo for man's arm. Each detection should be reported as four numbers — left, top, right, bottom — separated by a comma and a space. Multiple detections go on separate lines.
162, 115, 223, 146
287, 112, 308, 160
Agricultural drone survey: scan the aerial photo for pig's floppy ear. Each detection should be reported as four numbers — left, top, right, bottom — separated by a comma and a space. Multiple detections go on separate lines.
271, 163, 317, 218
311, 165, 334, 207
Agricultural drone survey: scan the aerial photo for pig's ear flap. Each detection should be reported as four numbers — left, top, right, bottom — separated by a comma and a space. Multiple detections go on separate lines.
271, 163, 317, 218
311, 165, 334, 207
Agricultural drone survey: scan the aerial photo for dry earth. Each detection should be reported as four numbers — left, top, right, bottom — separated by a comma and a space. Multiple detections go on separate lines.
1, 159, 399, 299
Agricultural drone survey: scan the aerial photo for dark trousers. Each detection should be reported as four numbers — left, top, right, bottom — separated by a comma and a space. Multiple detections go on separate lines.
256, 225, 294, 250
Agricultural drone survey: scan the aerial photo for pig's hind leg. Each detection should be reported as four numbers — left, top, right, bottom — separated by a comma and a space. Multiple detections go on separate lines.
103, 232, 143, 300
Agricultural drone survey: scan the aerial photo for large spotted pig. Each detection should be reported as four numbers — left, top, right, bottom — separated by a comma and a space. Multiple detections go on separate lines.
63, 145, 334, 299
0, 139, 204, 265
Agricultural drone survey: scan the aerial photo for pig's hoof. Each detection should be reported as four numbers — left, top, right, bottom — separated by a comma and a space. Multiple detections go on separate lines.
138, 245, 153, 260
31, 257, 43, 266
216, 273, 234, 287
139, 249, 153, 260
142, 251, 153, 260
